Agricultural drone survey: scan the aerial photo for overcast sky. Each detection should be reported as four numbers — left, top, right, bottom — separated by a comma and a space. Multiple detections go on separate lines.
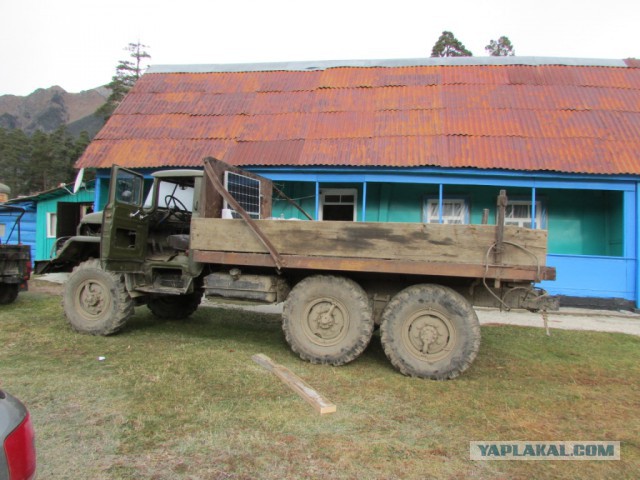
1, 0, 638, 96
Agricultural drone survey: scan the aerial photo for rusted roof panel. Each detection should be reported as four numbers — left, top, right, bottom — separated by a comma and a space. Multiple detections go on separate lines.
77, 139, 234, 169
374, 86, 442, 111
237, 113, 309, 141
250, 91, 316, 114
223, 140, 305, 166
440, 65, 509, 85
374, 110, 442, 136
77, 59, 640, 175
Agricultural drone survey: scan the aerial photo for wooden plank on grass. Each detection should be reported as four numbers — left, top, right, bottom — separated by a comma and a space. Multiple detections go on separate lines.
252, 354, 337, 415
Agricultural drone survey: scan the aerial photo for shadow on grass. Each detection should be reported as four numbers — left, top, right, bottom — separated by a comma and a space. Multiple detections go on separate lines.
122, 305, 284, 343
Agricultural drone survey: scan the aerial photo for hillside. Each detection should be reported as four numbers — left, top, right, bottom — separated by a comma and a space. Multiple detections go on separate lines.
0, 85, 109, 137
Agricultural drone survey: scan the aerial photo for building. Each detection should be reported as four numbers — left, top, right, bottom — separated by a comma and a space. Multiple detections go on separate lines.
4, 181, 95, 266
75, 56, 640, 308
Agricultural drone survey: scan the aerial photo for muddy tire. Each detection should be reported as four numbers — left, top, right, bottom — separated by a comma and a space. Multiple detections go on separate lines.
63, 259, 133, 335
147, 291, 202, 319
0, 284, 19, 305
282, 275, 374, 366
380, 284, 481, 380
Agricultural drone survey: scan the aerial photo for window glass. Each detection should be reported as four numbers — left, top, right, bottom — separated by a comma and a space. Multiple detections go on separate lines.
47, 212, 57, 238
424, 198, 468, 224
505, 200, 545, 229
115, 170, 143, 205
146, 180, 195, 212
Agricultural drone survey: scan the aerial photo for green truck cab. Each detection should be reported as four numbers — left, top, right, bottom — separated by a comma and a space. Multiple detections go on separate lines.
61, 166, 205, 334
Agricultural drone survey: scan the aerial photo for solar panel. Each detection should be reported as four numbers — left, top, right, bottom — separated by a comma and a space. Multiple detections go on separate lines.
223, 171, 261, 219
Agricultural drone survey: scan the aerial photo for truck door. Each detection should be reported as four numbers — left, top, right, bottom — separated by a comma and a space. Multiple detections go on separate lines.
101, 166, 149, 272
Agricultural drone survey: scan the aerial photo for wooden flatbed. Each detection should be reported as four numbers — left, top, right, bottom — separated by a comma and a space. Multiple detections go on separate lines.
192, 219, 554, 283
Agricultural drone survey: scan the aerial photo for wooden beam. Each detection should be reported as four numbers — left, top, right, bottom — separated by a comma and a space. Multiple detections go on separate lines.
252, 354, 337, 415
193, 250, 555, 282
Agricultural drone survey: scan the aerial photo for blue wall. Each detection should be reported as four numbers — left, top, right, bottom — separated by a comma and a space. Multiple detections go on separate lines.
541, 255, 635, 300
0, 201, 37, 266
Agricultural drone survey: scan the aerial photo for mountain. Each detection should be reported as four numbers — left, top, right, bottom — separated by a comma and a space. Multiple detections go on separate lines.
0, 85, 109, 137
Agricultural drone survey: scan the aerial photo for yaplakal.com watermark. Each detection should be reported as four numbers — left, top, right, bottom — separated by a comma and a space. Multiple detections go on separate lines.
470, 441, 620, 461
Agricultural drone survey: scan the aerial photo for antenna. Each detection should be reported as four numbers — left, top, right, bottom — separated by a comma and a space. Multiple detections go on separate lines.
73, 168, 85, 194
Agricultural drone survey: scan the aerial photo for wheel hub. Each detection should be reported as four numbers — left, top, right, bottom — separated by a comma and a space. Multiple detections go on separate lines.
303, 298, 348, 346
404, 309, 456, 361
78, 281, 108, 317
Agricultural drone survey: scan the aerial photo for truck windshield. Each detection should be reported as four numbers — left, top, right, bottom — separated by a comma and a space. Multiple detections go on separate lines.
144, 180, 194, 212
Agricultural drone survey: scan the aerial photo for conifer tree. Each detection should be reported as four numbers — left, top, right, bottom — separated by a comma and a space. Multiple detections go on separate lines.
431, 31, 473, 57
97, 42, 151, 119
486, 36, 516, 56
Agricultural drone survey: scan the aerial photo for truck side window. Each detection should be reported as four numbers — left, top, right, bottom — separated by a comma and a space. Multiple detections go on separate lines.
115, 172, 143, 206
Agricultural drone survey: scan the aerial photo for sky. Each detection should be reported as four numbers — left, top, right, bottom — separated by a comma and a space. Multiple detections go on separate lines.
1, 0, 639, 96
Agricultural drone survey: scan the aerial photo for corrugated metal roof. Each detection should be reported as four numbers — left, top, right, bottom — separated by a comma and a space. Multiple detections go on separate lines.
77, 57, 640, 175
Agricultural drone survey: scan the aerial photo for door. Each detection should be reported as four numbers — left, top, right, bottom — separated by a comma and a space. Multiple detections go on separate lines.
101, 166, 148, 272
56, 202, 93, 237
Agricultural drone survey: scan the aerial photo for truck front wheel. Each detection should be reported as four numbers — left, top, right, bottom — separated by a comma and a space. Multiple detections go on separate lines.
283, 275, 374, 366
0, 284, 19, 305
147, 291, 202, 319
380, 284, 481, 380
63, 259, 133, 335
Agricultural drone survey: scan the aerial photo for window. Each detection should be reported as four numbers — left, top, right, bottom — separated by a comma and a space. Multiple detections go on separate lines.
423, 198, 468, 224
115, 170, 143, 205
320, 189, 357, 221
47, 212, 57, 238
147, 180, 195, 212
505, 200, 545, 229
0, 223, 5, 237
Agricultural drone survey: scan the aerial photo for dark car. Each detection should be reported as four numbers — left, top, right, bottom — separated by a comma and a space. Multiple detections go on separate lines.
0, 390, 36, 480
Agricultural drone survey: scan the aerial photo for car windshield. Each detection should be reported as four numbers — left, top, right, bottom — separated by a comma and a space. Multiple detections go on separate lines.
144, 180, 194, 211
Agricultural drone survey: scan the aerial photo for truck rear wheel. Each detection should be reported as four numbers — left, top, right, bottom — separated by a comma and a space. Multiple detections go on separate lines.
0, 284, 19, 305
380, 284, 481, 380
283, 275, 374, 366
147, 291, 202, 319
63, 259, 133, 335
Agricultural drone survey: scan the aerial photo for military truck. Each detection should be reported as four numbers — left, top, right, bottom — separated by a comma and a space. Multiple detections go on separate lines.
0, 205, 31, 305
51, 157, 556, 379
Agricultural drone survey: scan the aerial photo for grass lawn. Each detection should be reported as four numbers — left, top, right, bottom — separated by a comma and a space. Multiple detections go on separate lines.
1, 285, 639, 479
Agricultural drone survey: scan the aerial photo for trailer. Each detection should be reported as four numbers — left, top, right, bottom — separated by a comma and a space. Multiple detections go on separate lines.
58, 157, 556, 379
0, 205, 31, 305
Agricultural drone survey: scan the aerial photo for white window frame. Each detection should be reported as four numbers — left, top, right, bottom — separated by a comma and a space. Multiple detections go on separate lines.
504, 200, 545, 229
319, 188, 357, 221
0, 223, 5, 238
423, 198, 469, 224
46, 212, 57, 238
